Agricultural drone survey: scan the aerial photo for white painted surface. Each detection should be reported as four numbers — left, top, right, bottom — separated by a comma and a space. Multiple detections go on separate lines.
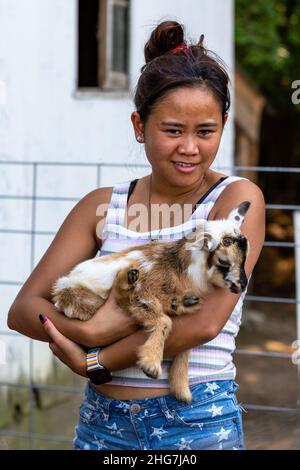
0, 0, 233, 169
0, 0, 234, 382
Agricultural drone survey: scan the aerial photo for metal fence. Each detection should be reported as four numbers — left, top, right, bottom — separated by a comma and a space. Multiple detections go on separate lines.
0, 160, 299, 449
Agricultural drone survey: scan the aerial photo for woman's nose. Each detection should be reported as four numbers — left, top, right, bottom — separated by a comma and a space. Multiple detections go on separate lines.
177, 136, 199, 155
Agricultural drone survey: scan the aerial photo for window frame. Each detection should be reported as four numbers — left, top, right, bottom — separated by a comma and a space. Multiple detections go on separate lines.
98, 0, 129, 91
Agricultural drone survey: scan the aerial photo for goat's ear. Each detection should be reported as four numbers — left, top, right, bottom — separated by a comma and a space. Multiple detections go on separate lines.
185, 221, 216, 251
194, 232, 215, 251
202, 233, 215, 251
227, 201, 251, 228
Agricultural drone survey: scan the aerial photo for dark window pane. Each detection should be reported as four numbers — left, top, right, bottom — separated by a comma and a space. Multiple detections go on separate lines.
78, 0, 99, 87
112, 4, 128, 73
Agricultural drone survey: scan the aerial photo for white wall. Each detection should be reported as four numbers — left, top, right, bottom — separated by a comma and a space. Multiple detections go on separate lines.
0, 0, 234, 382
0, 0, 234, 170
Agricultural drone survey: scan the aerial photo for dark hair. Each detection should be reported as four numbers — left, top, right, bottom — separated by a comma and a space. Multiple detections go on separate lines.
134, 21, 230, 125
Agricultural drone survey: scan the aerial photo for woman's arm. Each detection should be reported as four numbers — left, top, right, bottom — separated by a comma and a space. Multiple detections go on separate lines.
93, 180, 266, 371
37, 277, 248, 377
7, 287, 138, 347
8, 295, 90, 345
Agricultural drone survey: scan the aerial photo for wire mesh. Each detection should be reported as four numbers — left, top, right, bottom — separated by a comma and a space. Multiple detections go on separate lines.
0, 160, 299, 448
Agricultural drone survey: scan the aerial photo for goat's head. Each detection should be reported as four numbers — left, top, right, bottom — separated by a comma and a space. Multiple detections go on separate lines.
188, 201, 251, 294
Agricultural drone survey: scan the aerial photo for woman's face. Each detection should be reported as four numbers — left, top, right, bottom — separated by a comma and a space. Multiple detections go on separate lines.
132, 86, 227, 189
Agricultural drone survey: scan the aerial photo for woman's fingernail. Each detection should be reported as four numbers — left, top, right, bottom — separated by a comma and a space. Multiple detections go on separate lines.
39, 314, 48, 325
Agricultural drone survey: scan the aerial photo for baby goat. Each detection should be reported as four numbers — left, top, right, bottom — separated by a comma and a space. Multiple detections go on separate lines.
52, 201, 250, 402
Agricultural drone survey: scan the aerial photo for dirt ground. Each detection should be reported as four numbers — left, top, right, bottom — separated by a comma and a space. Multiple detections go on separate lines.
234, 304, 300, 450
235, 353, 300, 450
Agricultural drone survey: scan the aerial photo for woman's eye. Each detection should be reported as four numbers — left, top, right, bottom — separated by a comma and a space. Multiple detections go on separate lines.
198, 130, 212, 137
166, 130, 213, 136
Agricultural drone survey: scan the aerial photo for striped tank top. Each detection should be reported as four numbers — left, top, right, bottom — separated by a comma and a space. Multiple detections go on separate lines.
100, 174, 248, 387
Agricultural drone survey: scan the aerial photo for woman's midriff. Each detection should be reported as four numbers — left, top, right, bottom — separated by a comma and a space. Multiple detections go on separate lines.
92, 383, 170, 400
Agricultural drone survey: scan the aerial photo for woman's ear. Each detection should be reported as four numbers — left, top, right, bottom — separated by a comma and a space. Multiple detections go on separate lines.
131, 112, 144, 139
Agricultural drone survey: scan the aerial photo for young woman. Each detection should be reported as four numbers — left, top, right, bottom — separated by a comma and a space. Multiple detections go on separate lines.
8, 21, 265, 450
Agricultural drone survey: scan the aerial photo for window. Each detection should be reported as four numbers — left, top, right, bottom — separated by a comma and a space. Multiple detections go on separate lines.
78, 0, 129, 90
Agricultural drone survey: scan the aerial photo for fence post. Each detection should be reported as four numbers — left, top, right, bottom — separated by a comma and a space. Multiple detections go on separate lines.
294, 211, 300, 345
293, 211, 300, 410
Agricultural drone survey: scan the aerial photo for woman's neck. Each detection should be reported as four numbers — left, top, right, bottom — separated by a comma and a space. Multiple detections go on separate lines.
148, 170, 211, 204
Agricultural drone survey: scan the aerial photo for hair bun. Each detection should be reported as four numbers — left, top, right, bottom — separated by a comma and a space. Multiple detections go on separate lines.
144, 21, 185, 63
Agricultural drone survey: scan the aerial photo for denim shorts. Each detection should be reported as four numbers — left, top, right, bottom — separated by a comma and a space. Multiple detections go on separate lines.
73, 379, 246, 450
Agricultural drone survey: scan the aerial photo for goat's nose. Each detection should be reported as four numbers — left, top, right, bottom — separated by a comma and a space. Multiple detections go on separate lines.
240, 276, 248, 291
237, 281, 247, 293
229, 282, 240, 294
230, 280, 247, 294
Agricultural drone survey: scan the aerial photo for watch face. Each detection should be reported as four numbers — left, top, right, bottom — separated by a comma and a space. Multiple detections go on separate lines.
87, 368, 112, 385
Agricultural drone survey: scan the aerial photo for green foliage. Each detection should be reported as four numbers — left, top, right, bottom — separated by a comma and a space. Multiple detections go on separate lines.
236, 0, 300, 110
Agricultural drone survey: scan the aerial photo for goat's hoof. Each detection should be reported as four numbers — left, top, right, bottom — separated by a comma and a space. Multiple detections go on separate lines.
183, 294, 200, 307
171, 297, 178, 311
127, 269, 139, 285
141, 366, 161, 379
138, 360, 162, 379
172, 388, 193, 403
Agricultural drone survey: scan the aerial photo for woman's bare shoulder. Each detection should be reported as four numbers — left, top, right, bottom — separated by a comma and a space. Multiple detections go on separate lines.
76, 185, 113, 219
209, 178, 265, 220
209, 178, 265, 277
75, 186, 114, 243
80, 186, 113, 208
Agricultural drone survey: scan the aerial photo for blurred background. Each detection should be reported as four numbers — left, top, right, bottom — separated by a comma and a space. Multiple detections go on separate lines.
0, 0, 299, 450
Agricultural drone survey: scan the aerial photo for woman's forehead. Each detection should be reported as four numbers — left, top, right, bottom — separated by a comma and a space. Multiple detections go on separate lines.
152, 88, 222, 121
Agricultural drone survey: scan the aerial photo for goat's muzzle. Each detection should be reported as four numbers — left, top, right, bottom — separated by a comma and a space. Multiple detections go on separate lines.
229, 274, 248, 294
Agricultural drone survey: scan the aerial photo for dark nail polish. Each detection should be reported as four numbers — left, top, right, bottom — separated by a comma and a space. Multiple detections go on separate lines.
39, 314, 47, 325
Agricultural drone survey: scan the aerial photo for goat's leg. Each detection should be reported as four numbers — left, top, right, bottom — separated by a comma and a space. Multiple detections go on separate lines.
170, 292, 204, 315
168, 350, 192, 402
182, 293, 201, 307
114, 263, 140, 294
138, 314, 173, 379
130, 299, 173, 379
52, 284, 104, 321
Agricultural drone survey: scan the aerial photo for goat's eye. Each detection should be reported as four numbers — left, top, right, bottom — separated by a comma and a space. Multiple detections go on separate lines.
222, 237, 234, 247
218, 258, 231, 267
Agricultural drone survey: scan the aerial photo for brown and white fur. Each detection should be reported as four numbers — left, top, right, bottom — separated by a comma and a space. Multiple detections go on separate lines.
52, 201, 251, 402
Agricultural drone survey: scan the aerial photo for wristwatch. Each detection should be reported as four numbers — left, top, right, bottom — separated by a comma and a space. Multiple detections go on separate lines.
86, 348, 112, 385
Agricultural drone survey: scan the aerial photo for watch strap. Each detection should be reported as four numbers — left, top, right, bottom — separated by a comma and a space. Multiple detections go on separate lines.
87, 348, 103, 373
86, 348, 112, 385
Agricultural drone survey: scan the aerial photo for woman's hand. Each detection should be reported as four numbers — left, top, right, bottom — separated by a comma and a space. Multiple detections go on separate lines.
83, 286, 140, 348
39, 314, 87, 377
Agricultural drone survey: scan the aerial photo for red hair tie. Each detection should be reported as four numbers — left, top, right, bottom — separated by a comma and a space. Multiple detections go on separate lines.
170, 44, 190, 57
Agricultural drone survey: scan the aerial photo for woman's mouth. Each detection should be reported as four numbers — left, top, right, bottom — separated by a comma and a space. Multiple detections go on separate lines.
172, 161, 198, 173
